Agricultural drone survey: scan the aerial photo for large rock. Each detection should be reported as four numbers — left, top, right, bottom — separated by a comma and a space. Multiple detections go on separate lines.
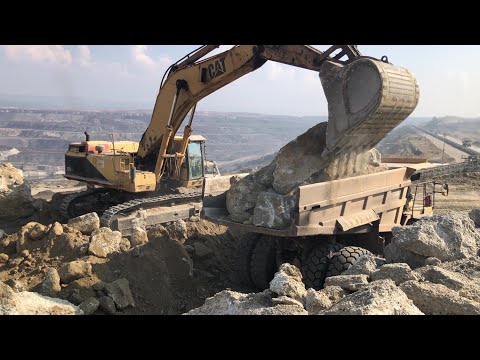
415, 265, 480, 301
384, 241, 426, 268
319, 286, 348, 304
343, 254, 379, 278
48, 231, 89, 259
0, 281, 17, 315
36, 268, 61, 296
193, 242, 214, 258
305, 288, 332, 314
400, 280, 480, 315
269, 263, 307, 303
79, 297, 99, 315
389, 213, 480, 263
226, 177, 266, 216
28, 223, 46, 241
252, 192, 295, 229
166, 220, 188, 244
58, 260, 92, 284
98, 296, 116, 315
105, 278, 135, 309
88, 227, 122, 258
186, 290, 308, 315
469, 208, 480, 227
322, 279, 423, 315
0, 163, 35, 222
324, 274, 369, 292
371, 263, 420, 285
14, 292, 83, 315
130, 226, 148, 247
67, 212, 100, 235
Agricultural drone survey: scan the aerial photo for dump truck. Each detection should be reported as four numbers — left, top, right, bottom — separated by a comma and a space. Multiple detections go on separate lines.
203, 165, 447, 290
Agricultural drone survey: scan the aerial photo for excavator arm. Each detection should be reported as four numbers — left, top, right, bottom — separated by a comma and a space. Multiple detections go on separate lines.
137, 45, 419, 184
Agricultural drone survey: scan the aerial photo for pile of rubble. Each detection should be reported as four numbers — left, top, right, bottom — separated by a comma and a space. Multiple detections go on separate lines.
226, 122, 386, 229
188, 210, 480, 315
0, 210, 238, 315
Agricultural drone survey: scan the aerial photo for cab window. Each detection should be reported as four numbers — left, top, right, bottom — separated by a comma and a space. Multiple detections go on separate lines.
187, 142, 203, 180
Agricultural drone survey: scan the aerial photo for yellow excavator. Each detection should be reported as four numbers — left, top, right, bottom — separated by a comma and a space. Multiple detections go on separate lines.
62, 45, 419, 229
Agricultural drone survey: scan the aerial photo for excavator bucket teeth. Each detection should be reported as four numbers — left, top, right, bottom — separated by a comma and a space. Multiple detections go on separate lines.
320, 58, 420, 154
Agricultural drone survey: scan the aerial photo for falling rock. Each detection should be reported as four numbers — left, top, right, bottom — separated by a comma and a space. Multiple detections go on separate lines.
89, 227, 122, 258
105, 278, 135, 309
371, 263, 420, 285
322, 279, 423, 315
67, 212, 100, 235
58, 260, 92, 284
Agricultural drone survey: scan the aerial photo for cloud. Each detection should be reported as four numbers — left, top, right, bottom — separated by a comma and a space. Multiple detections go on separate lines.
266, 62, 296, 81
3, 45, 72, 65
132, 45, 155, 66
78, 45, 92, 67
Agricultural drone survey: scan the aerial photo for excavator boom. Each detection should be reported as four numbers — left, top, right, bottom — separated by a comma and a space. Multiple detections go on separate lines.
136, 45, 419, 183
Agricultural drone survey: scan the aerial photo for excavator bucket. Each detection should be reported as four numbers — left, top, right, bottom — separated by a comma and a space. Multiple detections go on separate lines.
320, 57, 420, 154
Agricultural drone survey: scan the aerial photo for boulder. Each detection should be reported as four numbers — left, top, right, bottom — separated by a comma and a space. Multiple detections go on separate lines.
88, 227, 122, 258
424, 257, 442, 266
193, 242, 214, 258
319, 285, 348, 304
230, 212, 252, 223
322, 279, 423, 315
252, 192, 296, 229
371, 263, 420, 285
67, 212, 100, 235
48, 231, 90, 259
0, 163, 35, 222
469, 208, 480, 227
389, 213, 480, 262
324, 274, 369, 292
79, 297, 100, 315
271, 295, 304, 308
105, 278, 135, 309
343, 254, 379, 278
28, 223, 46, 241
47, 222, 63, 238
400, 280, 480, 315
58, 260, 92, 284
98, 296, 116, 315
166, 220, 188, 244
269, 263, 306, 303
305, 288, 332, 314
36, 268, 61, 296
384, 241, 428, 268
186, 290, 307, 315
0, 281, 17, 315
130, 226, 148, 247
226, 177, 266, 216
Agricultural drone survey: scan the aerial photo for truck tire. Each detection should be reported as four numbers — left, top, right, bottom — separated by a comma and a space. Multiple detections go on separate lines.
326, 246, 372, 277
250, 236, 277, 290
233, 234, 258, 287
302, 242, 343, 290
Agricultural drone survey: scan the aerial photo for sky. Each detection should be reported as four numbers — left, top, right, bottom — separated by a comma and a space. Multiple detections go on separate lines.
0, 45, 479, 117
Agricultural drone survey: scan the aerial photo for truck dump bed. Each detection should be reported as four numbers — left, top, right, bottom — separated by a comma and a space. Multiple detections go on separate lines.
203, 167, 416, 237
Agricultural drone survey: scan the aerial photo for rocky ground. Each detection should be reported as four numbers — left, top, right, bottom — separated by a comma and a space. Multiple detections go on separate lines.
188, 210, 480, 315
